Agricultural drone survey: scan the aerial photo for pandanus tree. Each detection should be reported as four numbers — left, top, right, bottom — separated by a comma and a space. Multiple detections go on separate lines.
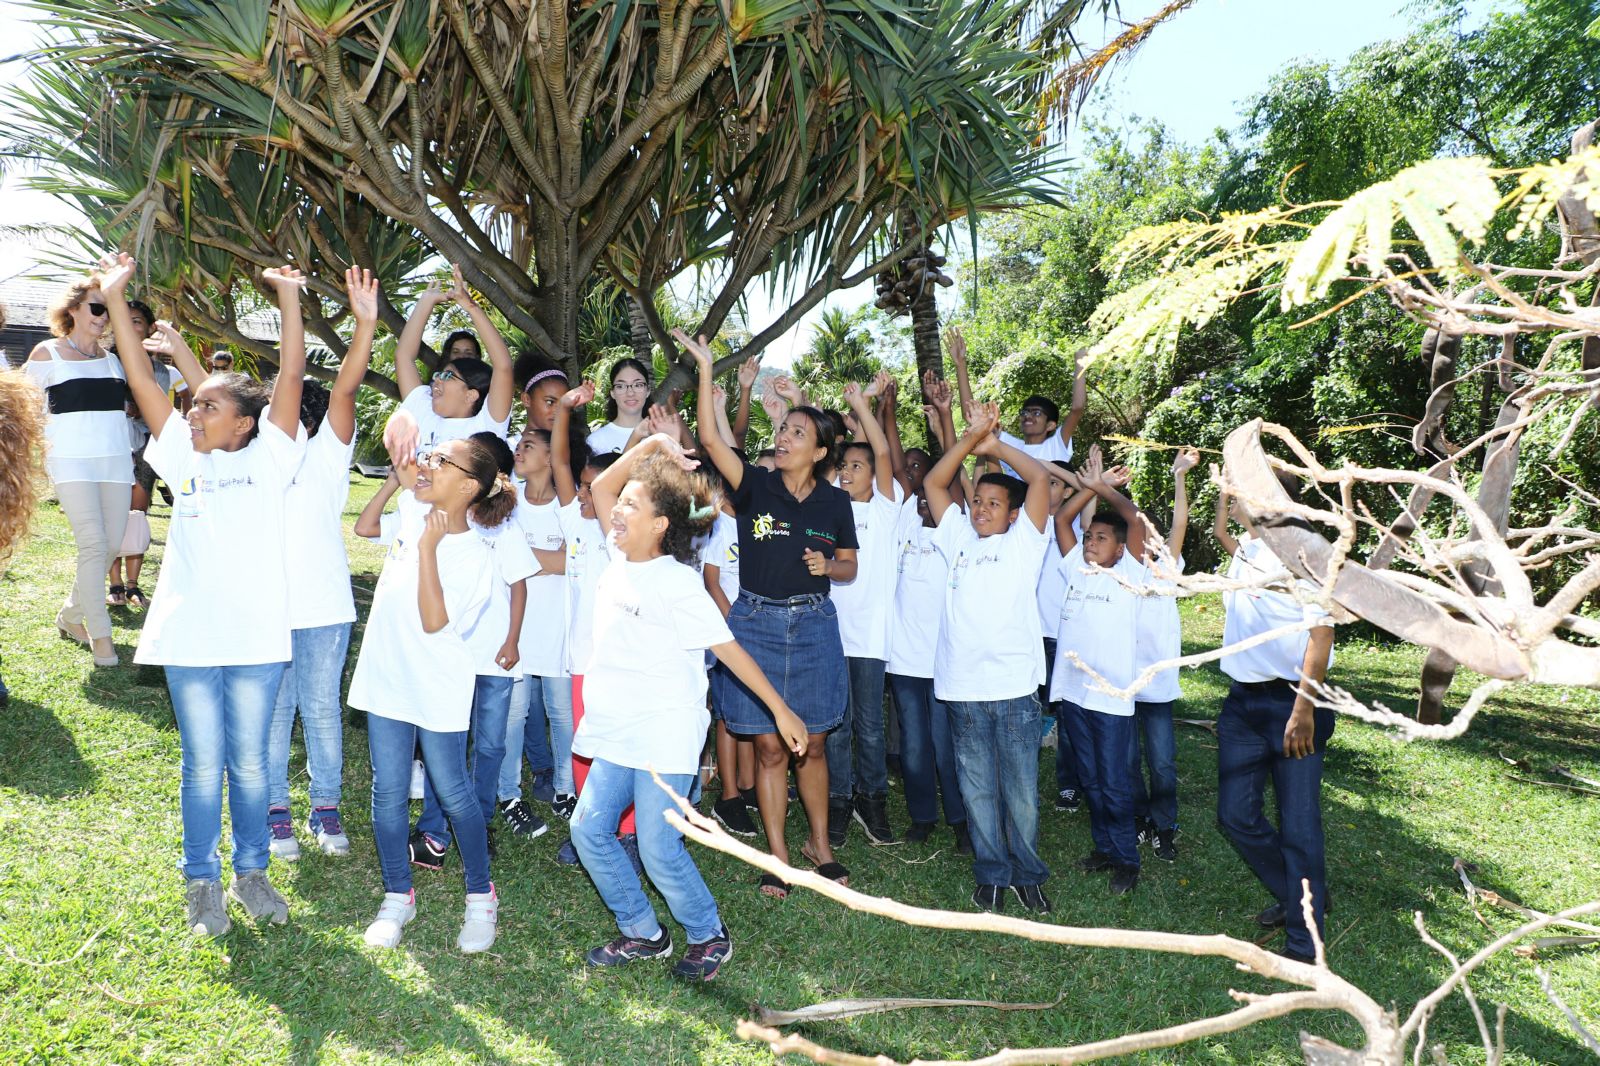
7, 0, 1056, 393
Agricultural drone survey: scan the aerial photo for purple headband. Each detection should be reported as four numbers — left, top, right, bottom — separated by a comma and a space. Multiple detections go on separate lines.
524, 368, 568, 392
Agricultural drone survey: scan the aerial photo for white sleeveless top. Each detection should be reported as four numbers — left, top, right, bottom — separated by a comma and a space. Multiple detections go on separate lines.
24, 340, 135, 485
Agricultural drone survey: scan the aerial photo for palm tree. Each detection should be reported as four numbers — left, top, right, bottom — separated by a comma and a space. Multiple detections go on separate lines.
791, 307, 880, 399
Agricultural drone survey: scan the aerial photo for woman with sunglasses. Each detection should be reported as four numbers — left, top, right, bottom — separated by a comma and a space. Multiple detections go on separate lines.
584, 358, 651, 456
25, 272, 135, 667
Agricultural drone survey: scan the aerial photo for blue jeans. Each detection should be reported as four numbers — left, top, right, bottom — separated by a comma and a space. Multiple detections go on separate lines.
368, 714, 491, 895
268, 622, 351, 810
1132, 700, 1178, 831
1063, 700, 1139, 868
572, 758, 722, 944
826, 656, 888, 799
1217, 680, 1333, 959
166, 662, 287, 881
1043, 639, 1080, 793
888, 674, 965, 826
500, 674, 574, 798
417, 675, 514, 847
948, 695, 1049, 888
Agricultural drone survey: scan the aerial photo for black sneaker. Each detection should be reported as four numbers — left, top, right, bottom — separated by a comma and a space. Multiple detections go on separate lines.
740, 792, 760, 815
485, 824, 498, 861
972, 884, 1005, 912
852, 794, 899, 846
408, 829, 448, 871
952, 823, 974, 855
530, 772, 556, 805
1110, 864, 1140, 895
1256, 901, 1287, 928
556, 837, 581, 866
712, 797, 759, 837
827, 797, 851, 848
904, 821, 936, 844
499, 798, 549, 838
1135, 818, 1155, 847
1055, 788, 1081, 812
1011, 884, 1053, 913
671, 926, 733, 981
1076, 850, 1114, 873
585, 929, 672, 968
1154, 829, 1177, 862
551, 793, 577, 820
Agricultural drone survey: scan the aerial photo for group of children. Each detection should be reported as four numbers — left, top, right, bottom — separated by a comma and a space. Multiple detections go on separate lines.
54, 256, 1334, 978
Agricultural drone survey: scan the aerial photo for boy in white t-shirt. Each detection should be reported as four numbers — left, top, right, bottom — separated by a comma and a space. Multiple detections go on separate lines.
948, 326, 1086, 475
1036, 460, 1084, 813
1050, 445, 1150, 896
925, 402, 1054, 916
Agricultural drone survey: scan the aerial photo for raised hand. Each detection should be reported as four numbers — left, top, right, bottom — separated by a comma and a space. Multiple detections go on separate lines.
760, 390, 787, 426
710, 383, 727, 406
95, 252, 136, 296
773, 375, 803, 406
561, 381, 596, 409
1105, 464, 1132, 489
1172, 445, 1200, 475
647, 432, 700, 470
384, 409, 421, 467
671, 328, 715, 372
261, 264, 307, 295
925, 375, 953, 412
345, 266, 379, 325
862, 370, 891, 399
880, 375, 898, 408
447, 263, 475, 308
841, 381, 865, 408
1083, 443, 1105, 485
418, 277, 449, 309
944, 326, 967, 367
142, 321, 181, 356
737, 355, 760, 389
964, 400, 1000, 443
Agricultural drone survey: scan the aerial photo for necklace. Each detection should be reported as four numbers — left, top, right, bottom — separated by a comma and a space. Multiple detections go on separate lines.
63, 335, 102, 359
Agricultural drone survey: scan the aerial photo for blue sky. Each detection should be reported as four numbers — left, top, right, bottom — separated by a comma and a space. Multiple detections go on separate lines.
0, 0, 1492, 359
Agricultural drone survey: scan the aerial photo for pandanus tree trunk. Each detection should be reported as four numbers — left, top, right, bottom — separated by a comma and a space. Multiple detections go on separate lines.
627, 295, 655, 367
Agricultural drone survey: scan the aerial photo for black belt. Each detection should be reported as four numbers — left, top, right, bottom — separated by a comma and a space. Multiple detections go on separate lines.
1234, 678, 1297, 693
739, 589, 827, 607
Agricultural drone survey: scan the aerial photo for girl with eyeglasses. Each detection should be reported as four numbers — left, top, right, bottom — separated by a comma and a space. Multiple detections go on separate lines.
348, 436, 517, 954
102, 252, 309, 938
585, 357, 651, 456
25, 271, 135, 667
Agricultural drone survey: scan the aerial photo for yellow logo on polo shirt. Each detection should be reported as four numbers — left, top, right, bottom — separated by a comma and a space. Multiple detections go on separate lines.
752, 513, 777, 540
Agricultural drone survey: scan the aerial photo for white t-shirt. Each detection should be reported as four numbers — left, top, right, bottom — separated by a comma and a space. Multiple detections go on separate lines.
1221, 535, 1335, 683
830, 482, 904, 660
572, 550, 734, 774
283, 419, 357, 630
585, 421, 635, 456
1050, 545, 1148, 716
135, 409, 307, 667
397, 384, 510, 457
931, 506, 1048, 703
556, 498, 612, 675
347, 506, 496, 731
887, 497, 946, 679
468, 520, 538, 677
510, 495, 569, 677
998, 429, 1073, 478
700, 512, 741, 607
1134, 554, 1185, 703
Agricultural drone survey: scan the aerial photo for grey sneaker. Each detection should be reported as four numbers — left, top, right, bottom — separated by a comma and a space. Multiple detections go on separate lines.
457, 884, 499, 954
267, 807, 301, 862
228, 871, 289, 924
307, 807, 350, 856
185, 878, 231, 938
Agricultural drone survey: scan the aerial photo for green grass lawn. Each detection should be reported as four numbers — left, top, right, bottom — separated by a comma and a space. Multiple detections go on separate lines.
3, 476, 1600, 1065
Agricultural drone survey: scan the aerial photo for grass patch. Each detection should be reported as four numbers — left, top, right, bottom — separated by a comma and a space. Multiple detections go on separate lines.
2, 477, 1599, 1064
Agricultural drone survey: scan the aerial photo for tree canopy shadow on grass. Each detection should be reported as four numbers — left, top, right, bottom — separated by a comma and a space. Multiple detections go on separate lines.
0, 698, 94, 797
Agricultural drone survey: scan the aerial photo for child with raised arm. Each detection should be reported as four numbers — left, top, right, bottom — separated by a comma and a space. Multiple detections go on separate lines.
680, 330, 856, 899
349, 434, 516, 954
825, 372, 905, 848
1050, 445, 1151, 895
105, 254, 307, 937
264, 267, 379, 861
575, 433, 807, 981
1130, 446, 1201, 863
924, 402, 1054, 915
948, 327, 1086, 473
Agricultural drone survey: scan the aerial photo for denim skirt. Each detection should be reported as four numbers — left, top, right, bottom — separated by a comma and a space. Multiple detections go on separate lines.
712, 590, 847, 736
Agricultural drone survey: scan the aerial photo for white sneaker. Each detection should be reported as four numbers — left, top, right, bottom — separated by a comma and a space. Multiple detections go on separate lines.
268, 810, 301, 862
457, 884, 498, 954
364, 890, 417, 949
409, 759, 426, 800
307, 807, 350, 856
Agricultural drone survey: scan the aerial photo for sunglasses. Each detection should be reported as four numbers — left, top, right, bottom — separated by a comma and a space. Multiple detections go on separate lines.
434, 369, 460, 383
419, 449, 473, 476
86, 303, 108, 317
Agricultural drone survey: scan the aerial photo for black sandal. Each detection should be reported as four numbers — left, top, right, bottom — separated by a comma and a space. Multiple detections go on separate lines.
125, 586, 148, 608
106, 585, 127, 607
758, 873, 790, 899
815, 862, 850, 885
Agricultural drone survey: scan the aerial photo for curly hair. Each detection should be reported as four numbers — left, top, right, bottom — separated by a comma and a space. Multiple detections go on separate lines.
463, 432, 516, 528
630, 453, 721, 565
47, 274, 103, 337
298, 379, 331, 435
0, 369, 46, 566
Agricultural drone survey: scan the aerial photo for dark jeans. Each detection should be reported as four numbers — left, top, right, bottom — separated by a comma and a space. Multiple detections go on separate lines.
888, 674, 965, 826
1216, 680, 1334, 959
826, 656, 888, 799
1132, 700, 1178, 831
417, 675, 514, 847
948, 694, 1049, 888
1063, 701, 1139, 868
1042, 638, 1080, 793
368, 714, 491, 896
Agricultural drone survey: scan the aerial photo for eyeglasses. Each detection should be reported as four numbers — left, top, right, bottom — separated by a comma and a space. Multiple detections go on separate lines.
418, 449, 474, 476
1021, 406, 1049, 418
434, 369, 460, 383
612, 381, 649, 393
87, 303, 108, 317
211, 360, 233, 370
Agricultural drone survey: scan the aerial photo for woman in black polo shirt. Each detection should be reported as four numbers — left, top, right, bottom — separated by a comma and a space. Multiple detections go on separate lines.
682, 331, 857, 897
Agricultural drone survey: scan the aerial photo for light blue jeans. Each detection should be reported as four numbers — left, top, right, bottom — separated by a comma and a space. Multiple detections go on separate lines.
499, 674, 574, 799
368, 714, 491, 896
417, 675, 514, 847
268, 622, 351, 811
167, 662, 288, 881
572, 758, 722, 944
